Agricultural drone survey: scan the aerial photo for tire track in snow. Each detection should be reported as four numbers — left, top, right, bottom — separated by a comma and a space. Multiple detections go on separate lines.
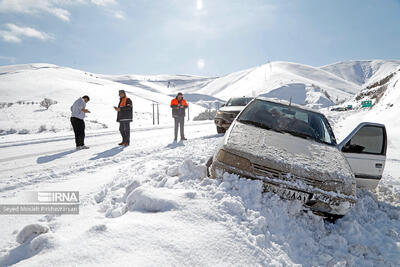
0, 133, 222, 195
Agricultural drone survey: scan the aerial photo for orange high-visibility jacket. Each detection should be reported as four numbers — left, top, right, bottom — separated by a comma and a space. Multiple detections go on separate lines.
170, 98, 188, 117
170, 98, 188, 107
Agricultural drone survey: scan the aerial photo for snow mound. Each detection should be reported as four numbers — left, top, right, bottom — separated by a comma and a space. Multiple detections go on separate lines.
88, 224, 108, 233
126, 186, 180, 212
29, 233, 57, 252
178, 159, 207, 180
206, 172, 400, 266
16, 224, 49, 244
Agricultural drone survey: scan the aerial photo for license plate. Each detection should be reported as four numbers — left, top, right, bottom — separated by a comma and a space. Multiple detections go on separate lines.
265, 184, 310, 203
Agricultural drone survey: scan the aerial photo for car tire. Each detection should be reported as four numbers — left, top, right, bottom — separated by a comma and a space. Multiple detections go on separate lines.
205, 156, 213, 177
216, 126, 226, 134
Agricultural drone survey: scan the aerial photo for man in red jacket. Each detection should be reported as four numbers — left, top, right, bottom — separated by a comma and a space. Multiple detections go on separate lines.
170, 92, 188, 142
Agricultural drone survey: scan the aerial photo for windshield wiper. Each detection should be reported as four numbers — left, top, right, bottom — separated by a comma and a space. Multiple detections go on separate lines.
282, 130, 314, 140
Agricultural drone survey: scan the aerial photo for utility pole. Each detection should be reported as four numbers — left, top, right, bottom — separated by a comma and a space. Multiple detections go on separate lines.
152, 102, 160, 125
157, 103, 159, 125
152, 103, 155, 125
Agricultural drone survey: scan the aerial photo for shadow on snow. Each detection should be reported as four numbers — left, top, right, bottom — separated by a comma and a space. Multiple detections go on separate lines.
36, 149, 76, 164
90, 146, 125, 160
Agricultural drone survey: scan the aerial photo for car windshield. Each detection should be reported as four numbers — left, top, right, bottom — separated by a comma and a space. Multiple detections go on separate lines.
237, 99, 337, 145
226, 97, 253, 107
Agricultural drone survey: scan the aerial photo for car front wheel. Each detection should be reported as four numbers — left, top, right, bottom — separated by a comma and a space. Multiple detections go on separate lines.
205, 156, 213, 177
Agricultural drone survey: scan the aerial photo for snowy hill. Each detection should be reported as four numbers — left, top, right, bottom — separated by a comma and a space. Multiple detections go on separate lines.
1, 60, 399, 136
328, 66, 400, 159
321, 60, 400, 86
101, 74, 225, 109
194, 61, 361, 107
0, 64, 206, 135
104, 61, 363, 109
101, 74, 216, 95
106, 60, 400, 110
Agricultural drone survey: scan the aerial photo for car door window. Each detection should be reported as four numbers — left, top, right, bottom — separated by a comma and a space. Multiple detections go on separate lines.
342, 126, 385, 155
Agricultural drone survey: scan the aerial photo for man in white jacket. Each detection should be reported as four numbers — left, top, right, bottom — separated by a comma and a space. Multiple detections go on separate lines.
70, 95, 90, 149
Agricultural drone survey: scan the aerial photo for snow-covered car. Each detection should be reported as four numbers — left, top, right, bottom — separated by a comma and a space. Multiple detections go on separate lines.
208, 97, 387, 218
214, 97, 253, 133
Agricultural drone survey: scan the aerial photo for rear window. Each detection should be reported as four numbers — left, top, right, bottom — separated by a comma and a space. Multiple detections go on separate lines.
226, 97, 253, 107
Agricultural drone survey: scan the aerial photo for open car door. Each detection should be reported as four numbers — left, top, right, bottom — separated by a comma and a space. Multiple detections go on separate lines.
338, 122, 387, 190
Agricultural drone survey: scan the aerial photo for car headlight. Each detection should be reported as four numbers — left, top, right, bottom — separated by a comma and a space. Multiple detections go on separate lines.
216, 150, 252, 171
217, 111, 223, 116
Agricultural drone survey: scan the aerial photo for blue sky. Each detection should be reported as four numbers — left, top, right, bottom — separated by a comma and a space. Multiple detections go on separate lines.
0, 0, 399, 76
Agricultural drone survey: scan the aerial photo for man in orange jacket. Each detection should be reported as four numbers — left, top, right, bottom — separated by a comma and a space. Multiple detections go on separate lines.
114, 90, 133, 146
170, 92, 188, 142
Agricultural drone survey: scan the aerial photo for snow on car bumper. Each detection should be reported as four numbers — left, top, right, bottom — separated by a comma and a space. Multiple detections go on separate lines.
210, 160, 356, 216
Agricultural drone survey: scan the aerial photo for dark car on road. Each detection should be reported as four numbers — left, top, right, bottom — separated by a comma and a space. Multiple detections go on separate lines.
214, 97, 253, 133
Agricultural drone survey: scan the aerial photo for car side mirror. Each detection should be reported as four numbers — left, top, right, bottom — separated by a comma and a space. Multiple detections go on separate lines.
221, 104, 225, 107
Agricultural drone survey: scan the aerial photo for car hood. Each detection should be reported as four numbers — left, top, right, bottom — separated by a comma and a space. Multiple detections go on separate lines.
219, 106, 245, 113
223, 122, 354, 186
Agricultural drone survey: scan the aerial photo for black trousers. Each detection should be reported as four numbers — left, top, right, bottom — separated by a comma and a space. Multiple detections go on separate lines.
119, 121, 131, 144
174, 116, 185, 140
70, 117, 85, 147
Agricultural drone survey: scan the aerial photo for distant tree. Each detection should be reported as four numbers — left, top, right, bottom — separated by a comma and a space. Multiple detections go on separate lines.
193, 109, 217, 121
38, 125, 47, 133
40, 98, 57, 110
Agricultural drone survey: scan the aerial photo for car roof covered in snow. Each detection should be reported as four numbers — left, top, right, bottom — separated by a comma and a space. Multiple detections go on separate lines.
255, 96, 325, 115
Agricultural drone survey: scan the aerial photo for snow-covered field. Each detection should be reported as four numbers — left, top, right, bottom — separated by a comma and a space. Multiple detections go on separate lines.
0, 114, 399, 266
0, 64, 206, 135
0, 60, 400, 266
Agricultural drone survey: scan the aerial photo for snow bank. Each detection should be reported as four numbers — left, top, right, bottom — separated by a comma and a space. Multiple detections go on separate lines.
16, 224, 49, 244
204, 172, 400, 266
126, 186, 181, 212
1, 226, 57, 266
98, 154, 400, 266
29, 233, 58, 252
